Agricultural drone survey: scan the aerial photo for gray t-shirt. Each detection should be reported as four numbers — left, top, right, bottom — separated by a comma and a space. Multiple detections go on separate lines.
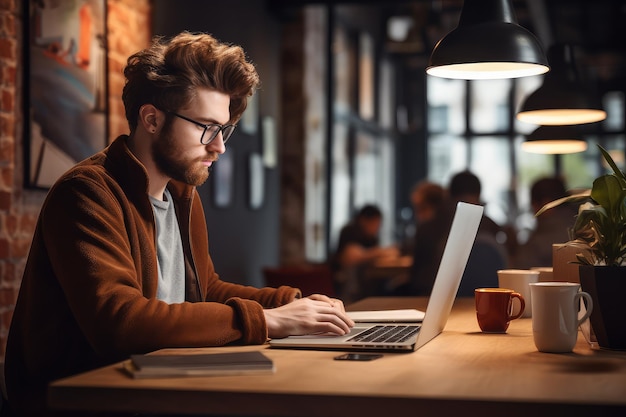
149, 189, 185, 304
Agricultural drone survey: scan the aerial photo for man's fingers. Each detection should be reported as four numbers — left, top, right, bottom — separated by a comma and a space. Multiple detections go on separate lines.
309, 318, 351, 335
314, 312, 353, 334
265, 296, 354, 338
310, 300, 354, 328
307, 293, 332, 304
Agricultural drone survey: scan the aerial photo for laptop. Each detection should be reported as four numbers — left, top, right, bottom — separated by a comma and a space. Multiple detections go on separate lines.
269, 202, 484, 352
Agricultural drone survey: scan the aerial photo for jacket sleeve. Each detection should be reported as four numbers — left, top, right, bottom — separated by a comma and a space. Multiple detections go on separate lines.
41, 173, 295, 356
185, 187, 303, 343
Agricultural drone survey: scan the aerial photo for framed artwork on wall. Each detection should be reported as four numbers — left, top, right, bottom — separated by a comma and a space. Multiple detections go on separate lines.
212, 149, 235, 208
248, 152, 264, 210
261, 116, 277, 168
358, 32, 374, 121
24, 0, 108, 189
240, 91, 259, 135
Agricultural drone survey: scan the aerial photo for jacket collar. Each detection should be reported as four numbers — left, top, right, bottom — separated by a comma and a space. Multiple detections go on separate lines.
103, 135, 195, 202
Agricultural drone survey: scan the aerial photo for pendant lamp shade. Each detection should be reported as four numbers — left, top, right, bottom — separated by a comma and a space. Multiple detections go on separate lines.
521, 125, 588, 154
426, 0, 549, 80
517, 44, 607, 125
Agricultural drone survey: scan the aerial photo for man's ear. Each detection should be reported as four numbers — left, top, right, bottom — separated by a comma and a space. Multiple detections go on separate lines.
138, 104, 162, 134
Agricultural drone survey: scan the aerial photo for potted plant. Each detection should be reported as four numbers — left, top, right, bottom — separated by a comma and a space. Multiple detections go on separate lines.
537, 144, 626, 350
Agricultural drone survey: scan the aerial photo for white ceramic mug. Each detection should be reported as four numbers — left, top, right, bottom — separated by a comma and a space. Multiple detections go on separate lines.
497, 269, 539, 318
529, 282, 593, 353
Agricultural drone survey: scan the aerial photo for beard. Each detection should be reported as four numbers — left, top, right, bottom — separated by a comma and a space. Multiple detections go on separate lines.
151, 127, 215, 186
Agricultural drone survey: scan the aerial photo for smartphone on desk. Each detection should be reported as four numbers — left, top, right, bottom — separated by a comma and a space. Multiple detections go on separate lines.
334, 353, 383, 361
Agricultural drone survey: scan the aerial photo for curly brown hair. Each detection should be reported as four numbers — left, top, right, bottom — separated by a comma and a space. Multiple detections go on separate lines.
122, 31, 260, 133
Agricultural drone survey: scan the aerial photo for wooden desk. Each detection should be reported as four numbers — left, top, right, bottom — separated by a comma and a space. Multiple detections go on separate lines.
48, 297, 626, 417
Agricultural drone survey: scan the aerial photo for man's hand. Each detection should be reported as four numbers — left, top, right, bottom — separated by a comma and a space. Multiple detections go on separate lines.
264, 294, 355, 339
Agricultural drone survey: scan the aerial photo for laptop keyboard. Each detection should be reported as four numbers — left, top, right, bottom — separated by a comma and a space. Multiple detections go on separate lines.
347, 325, 420, 343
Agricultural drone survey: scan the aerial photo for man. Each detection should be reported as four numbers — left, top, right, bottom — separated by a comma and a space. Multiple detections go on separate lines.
332, 205, 399, 301
448, 171, 508, 295
512, 176, 576, 268
407, 181, 452, 296
448, 171, 502, 237
408, 172, 508, 296
410, 181, 447, 225
5, 32, 353, 416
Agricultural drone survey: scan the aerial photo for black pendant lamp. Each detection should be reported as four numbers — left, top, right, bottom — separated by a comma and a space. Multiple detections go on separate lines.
521, 125, 588, 154
517, 43, 607, 125
426, 0, 549, 80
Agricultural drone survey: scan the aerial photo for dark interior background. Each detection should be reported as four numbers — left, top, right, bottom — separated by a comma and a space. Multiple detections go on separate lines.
153, 0, 626, 287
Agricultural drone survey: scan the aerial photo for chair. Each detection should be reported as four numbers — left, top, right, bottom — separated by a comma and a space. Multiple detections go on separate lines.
262, 263, 336, 297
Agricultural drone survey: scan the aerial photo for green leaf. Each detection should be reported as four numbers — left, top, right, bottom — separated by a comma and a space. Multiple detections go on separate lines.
535, 190, 591, 216
598, 144, 626, 187
591, 175, 624, 216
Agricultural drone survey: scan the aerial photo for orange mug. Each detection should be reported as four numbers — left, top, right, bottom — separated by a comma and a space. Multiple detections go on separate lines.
475, 288, 525, 333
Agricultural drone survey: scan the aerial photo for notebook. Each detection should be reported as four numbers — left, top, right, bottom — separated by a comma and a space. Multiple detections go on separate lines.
269, 202, 484, 352
124, 351, 274, 378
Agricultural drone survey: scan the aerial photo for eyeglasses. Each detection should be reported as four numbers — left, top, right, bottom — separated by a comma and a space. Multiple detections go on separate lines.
168, 111, 236, 145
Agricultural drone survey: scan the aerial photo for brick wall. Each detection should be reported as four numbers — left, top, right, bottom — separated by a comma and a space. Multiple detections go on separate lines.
0, 0, 25, 364
107, 0, 152, 139
0, 0, 152, 360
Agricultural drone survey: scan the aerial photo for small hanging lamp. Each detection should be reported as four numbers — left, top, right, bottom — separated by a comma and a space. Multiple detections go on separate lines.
521, 125, 588, 154
517, 43, 607, 125
426, 0, 549, 80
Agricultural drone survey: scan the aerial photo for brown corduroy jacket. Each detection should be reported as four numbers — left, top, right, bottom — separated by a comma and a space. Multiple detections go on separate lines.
4, 136, 299, 415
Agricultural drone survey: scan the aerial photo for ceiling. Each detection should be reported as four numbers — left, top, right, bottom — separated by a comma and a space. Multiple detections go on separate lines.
269, 0, 626, 93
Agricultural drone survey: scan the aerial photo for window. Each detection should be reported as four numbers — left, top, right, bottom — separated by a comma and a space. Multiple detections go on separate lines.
327, 19, 397, 255
426, 74, 626, 243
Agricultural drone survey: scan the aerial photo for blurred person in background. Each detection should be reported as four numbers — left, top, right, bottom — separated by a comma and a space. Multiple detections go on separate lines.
448, 171, 503, 239
512, 176, 576, 269
405, 181, 453, 296
406, 171, 508, 296
332, 205, 399, 302
411, 181, 448, 225
446, 171, 507, 295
